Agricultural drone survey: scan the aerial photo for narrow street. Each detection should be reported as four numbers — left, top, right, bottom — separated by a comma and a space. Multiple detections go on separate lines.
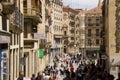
42, 54, 114, 80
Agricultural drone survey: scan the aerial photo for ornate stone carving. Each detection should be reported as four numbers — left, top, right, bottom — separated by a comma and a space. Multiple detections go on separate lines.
115, 0, 120, 53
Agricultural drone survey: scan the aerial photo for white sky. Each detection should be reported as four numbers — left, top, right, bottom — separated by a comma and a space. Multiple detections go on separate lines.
62, 0, 99, 10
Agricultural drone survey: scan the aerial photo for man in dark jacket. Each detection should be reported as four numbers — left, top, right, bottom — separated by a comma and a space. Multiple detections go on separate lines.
63, 71, 72, 80
36, 71, 44, 80
17, 71, 24, 80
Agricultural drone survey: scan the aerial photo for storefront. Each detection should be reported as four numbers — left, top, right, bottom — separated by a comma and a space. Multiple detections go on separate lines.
0, 33, 10, 80
86, 49, 100, 60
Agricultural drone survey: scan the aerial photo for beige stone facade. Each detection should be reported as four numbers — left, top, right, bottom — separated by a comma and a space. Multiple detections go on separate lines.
49, 0, 63, 56
78, 10, 86, 58
0, 0, 24, 80
23, 0, 50, 78
85, 6, 103, 59
103, 0, 120, 79
62, 6, 80, 54
0, 1, 12, 80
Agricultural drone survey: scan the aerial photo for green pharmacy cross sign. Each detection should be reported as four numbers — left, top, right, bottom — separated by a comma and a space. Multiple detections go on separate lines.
38, 49, 44, 58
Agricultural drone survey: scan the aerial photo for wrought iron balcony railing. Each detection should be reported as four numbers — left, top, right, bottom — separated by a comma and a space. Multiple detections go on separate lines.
10, 7, 24, 30
24, 7, 42, 23
2, 0, 16, 14
69, 21, 75, 26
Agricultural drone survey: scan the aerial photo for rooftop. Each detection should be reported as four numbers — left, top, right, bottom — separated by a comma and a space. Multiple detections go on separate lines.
86, 6, 102, 14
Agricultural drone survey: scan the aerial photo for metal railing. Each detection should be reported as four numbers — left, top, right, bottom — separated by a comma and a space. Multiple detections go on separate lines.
24, 7, 41, 16
10, 7, 24, 29
86, 34, 100, 37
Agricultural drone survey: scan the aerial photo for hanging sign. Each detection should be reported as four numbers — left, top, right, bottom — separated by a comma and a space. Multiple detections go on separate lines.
38, 49, 44, 58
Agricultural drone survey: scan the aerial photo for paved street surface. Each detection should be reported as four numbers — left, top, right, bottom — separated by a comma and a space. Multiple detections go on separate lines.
43, 54, 114, 80
46, 54, 80, 80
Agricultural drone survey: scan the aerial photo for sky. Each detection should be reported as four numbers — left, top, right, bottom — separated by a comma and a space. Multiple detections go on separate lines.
62, 0, 99, 10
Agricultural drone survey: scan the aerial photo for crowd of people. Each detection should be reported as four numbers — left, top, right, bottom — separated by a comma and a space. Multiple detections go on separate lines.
17, 54, 120, 80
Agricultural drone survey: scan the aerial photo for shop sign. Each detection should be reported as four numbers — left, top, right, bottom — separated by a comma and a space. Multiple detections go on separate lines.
34, 33, 45, 39
0, 35, 10, 43
38, 49, 44, 58
101, 54, 108, 60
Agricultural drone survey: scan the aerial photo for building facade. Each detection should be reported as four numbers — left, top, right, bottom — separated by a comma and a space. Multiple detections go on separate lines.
0, 0, 12, 79
49, 0, 63, 56
62, 6, 80, 54
23, 0, 50, 77
0, 0, 24, 80
78, 10, 86, 58
103, 0, 120, 79
85, 6, 103, 60
9, 0, 24, 80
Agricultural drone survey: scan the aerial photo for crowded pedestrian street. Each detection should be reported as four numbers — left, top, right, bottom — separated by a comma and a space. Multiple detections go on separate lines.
1, 0, 120, 80
23, 53, 114, 80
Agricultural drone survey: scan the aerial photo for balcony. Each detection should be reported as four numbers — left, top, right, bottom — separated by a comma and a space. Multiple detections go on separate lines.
69, 21, 75, 27
9, 7, 24, 31
88, 23, 94, 26
62, 34, 69, 38
70, 34, 74, 37
70, 27, 74, 30
45, 25, 49, 32
45, 8, 51, 19
24, 7, 42, 24
69, 14, 75, 20
1, 0, 16, 14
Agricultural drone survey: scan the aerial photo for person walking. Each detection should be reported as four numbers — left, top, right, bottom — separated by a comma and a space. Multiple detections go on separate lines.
36, 71, 44, 80
31, 74, 36, 80
17, 71, 24, 80
63, 71, 72, 80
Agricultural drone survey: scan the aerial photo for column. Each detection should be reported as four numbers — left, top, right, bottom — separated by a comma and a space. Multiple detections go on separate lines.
9, 50, 13, 80
0, 15, 2, 30
13, 49, 16, 80
16, 49, 19, 78
32, 51, 34, 74
29, 51, 32, 77
7, 19, 9, 32
25, 52, 29, 77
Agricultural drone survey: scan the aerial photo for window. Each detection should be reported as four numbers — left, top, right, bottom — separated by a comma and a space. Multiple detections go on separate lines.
71, 30, 74, 34
24, 22, 27, 38
96, 29, 100, 36
96, 19, 100, 26
64, 31, 66, 36
88, 19, 93, 26
88, 39, 92, 45
96, 39, 99, 44
88, 39, 92, 46
71, 37, 74, 40
55, 38, 60, 44
88, 29, 92, 36
2, 15, 7, 31
23, 0, 27, 7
